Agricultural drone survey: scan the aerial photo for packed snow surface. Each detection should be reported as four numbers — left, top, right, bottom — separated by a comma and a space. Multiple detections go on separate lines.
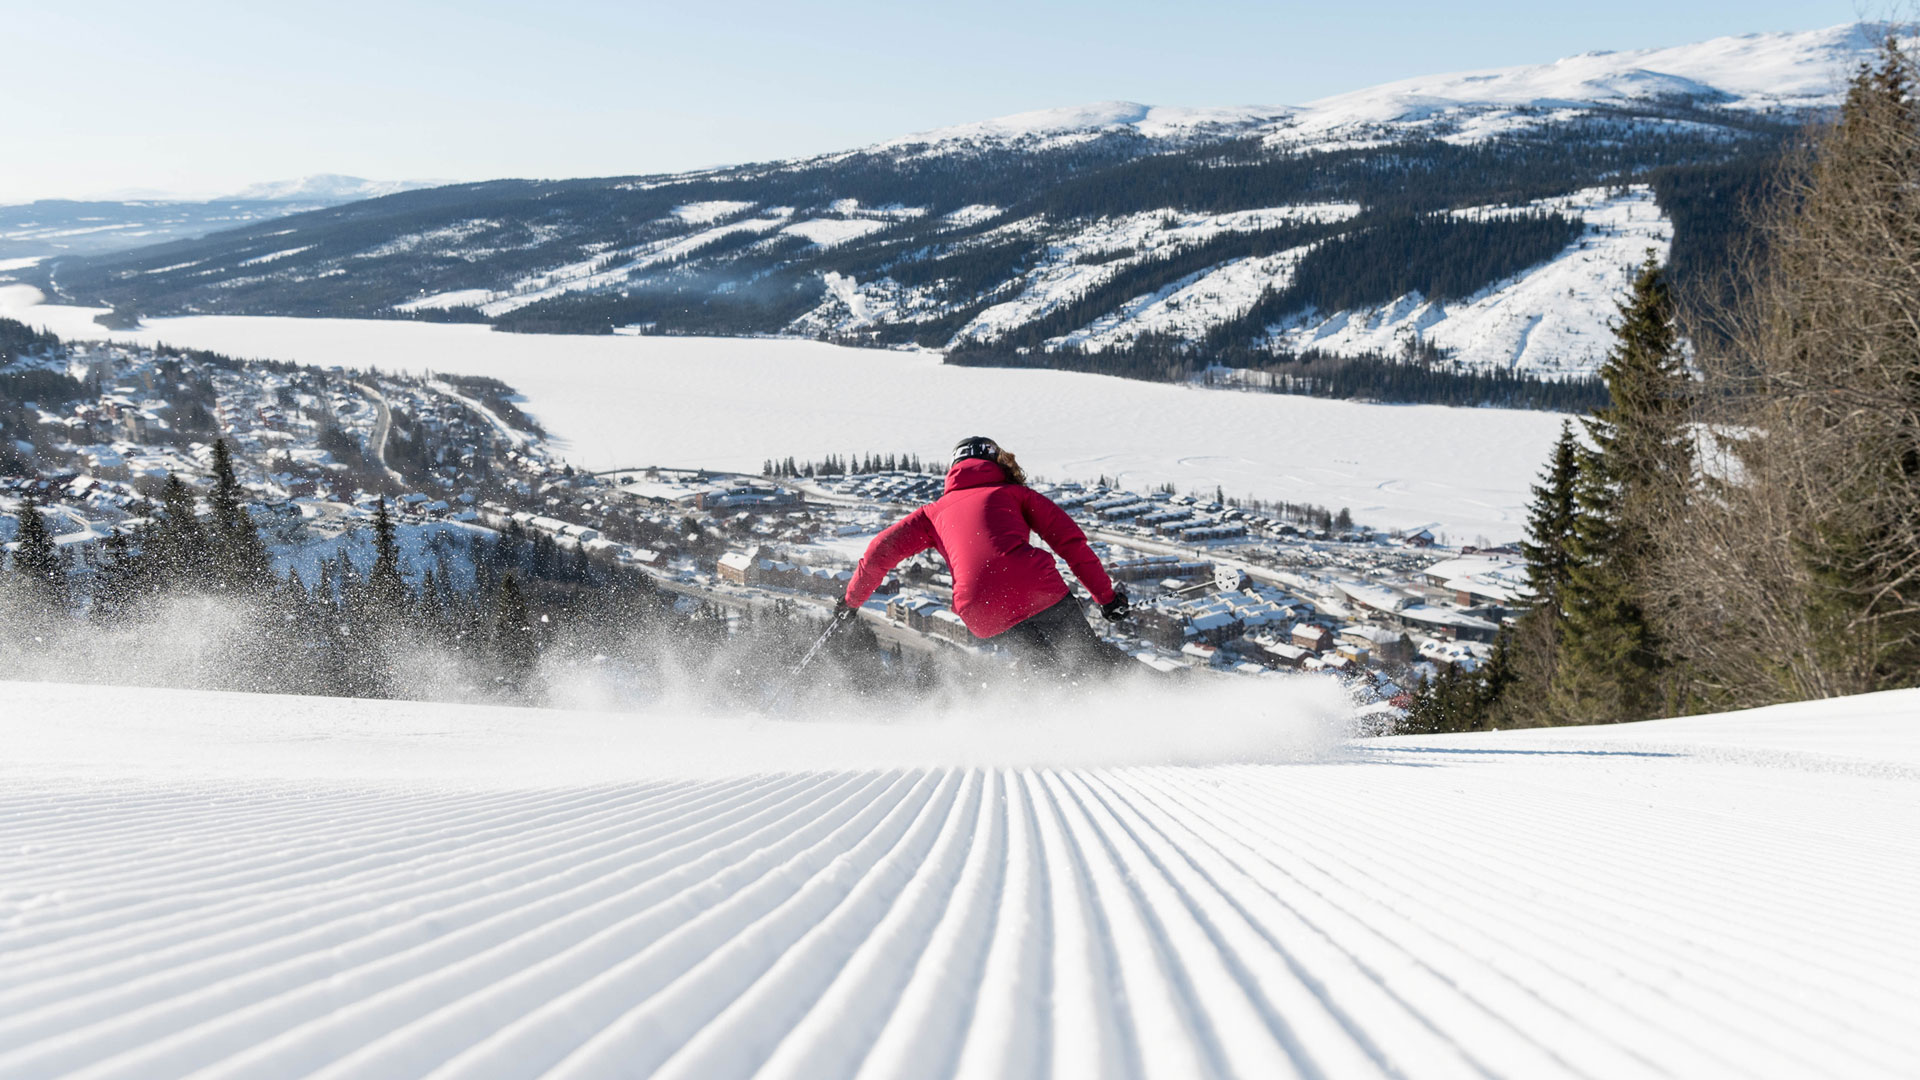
0, 287, 1568, 541
3, 678, 1916, 1079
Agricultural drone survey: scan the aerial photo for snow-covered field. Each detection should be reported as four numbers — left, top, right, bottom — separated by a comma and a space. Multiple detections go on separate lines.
3, 678, 1916, 1079
0, 288, 1568, 542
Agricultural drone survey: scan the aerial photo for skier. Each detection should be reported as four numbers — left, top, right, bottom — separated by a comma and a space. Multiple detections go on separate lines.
836, 436, 1136, 678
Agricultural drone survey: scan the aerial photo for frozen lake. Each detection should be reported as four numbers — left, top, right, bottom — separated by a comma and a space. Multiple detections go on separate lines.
0, 286, 1569, 541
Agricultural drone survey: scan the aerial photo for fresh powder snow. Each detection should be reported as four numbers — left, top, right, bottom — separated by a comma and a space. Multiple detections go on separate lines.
1, 678, 1914, 1078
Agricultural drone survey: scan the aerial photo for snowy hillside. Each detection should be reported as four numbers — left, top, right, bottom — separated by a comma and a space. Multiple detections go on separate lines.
1262, 187, 1672, 374
3, 678, 1916, 1079
30, 24, 1883, 387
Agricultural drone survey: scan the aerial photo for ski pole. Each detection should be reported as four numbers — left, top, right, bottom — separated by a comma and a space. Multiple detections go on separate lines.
790, 609, 847, 678
764, 607, 850, 714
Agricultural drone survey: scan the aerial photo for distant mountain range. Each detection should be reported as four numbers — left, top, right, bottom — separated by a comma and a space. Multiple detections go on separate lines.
15, 24, 1890, 384
0, 176, 440, 259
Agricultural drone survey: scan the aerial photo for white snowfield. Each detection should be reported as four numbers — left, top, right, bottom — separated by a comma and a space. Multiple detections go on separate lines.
0, 287, 1568, 542
3, 677, 1916, 1080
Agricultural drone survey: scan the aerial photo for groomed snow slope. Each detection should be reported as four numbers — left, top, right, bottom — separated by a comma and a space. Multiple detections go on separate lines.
4, 679, 1917, 1080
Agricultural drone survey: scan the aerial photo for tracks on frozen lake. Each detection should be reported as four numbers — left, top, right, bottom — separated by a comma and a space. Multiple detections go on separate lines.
2, 688, 1918, 1078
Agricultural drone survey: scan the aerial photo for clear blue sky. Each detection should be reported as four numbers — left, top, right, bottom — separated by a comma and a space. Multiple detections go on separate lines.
2, 0, 1863, 203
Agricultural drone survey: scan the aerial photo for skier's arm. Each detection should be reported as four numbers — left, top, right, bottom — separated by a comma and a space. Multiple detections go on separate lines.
1021, 488, 1117, 605
844, 508, 935, 608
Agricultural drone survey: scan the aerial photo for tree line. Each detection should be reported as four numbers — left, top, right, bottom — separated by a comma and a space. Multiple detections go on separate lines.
948, 336, 1608, 410
763, 452, 935, 477
0, 438, 916, 706
1408, 41, 1920, 730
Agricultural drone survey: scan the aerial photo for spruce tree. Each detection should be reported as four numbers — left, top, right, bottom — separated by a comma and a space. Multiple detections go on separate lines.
367, 497, 407, 616
1469, 424, 1586, 728
492, 574, 538, 687
1554, 255, 1692, 724
1521, 422, 1581, 619
206, 438, 269, 592
8, 489, 65, 609
151, 474, 207, 591
91, 526, 140, 621
1403, 661, 1475, 734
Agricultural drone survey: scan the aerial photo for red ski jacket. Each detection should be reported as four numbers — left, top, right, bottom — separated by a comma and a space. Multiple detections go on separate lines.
844, 458, 1117, 638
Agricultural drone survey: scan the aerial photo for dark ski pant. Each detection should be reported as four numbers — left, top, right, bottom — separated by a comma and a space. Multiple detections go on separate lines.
997, 593, 1137, 679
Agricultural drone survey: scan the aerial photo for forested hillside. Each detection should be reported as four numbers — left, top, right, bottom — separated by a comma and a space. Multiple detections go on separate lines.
1410, 39, 1920, 730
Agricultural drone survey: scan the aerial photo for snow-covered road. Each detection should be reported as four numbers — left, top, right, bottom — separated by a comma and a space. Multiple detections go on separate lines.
2, 680, 1916, 1079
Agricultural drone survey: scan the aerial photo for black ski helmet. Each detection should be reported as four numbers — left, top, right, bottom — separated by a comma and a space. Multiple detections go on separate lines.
951, 435, 1001, 467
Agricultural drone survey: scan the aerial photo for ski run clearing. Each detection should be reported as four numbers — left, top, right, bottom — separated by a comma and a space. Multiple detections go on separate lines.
3, 678, 1916, 1079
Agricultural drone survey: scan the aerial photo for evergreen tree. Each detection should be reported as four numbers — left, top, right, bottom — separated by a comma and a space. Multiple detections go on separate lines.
150, 474, 208, 591
1554, 255, 1692, 724
1520, 422, 1581, 619
8, 488, 65, 609
1403, 661, 1477, 734
90, 526, 141, 621
492, 574, 538, 687
367, 497, 407, 616
206, 439, 268, 592
1464, 424, 1585, 729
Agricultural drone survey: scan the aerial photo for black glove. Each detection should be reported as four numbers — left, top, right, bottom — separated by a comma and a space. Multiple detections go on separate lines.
1101, 587, 1130, 621
833, 599, 857, 622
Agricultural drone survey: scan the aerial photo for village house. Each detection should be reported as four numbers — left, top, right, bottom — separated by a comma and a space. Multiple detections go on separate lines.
1187, 609, 1242, 646
716, 549, 758, 586
887, 593, 945, 632
927, 608, 971, 645
1291, 622, 1334, 653
1340, 624, 1414, 663
1131, 605, 1189, 650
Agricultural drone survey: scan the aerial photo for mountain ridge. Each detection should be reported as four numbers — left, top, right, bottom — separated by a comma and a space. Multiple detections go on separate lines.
17, 23, 1887, 396
0, 175, 442, 260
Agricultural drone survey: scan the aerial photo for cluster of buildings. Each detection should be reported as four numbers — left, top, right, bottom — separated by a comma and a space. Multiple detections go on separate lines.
810, 472, 943, 505
1053, 488, 1253, 543
716, 546, 851, 596
656, 467, 1528, 699
6, 334, 1530, 705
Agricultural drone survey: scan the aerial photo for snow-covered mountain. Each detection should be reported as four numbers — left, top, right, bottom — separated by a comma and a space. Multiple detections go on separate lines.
31, 24, 1889, 387
0, 176, 442, 260
1282, 22, 1878, 137
872, 101, 1295, 155
222, 173, 443, 203
883, 22, 1874, 155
